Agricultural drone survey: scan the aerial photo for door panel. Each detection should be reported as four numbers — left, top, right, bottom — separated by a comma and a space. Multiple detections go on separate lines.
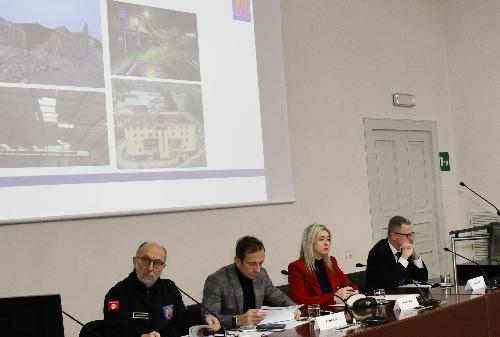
365, 120, 441, 278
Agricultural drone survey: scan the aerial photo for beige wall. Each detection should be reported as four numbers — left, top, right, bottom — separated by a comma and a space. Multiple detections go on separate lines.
1, 1, 498, 336
444, 0, 500, 225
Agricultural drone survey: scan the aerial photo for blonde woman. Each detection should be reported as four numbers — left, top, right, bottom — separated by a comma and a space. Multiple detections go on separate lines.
288, 224, 358, 305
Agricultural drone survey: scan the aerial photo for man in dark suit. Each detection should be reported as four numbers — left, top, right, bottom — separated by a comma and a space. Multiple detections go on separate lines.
202, 236, 299, 329
366, 216, 428, 294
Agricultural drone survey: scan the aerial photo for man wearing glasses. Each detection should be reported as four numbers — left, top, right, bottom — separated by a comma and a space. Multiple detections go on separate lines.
365, 216, 428, 293
104, 242, 220, 337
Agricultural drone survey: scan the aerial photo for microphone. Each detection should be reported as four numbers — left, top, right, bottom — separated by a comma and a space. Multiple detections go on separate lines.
443, 248, 498, 289
355, 263, 366, 268
335, 294, 357, 325
460, 181, 500, 216
409, 280, 440, 307
62, 311, 103, 337
167, 280, 224, 333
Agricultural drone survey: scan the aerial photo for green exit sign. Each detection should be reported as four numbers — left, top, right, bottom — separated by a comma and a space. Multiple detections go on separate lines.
439, 152, 450, 171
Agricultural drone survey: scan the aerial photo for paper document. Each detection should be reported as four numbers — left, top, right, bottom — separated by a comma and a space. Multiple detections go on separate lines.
259, 305, 302, 324
188, 325, 219, 337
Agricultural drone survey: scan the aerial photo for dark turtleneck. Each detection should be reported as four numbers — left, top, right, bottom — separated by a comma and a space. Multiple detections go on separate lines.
234, 264, 256, 312
314, 258, 333, 294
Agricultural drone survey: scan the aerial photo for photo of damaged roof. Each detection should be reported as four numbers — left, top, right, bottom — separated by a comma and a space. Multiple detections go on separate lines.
0, 86, 109, 168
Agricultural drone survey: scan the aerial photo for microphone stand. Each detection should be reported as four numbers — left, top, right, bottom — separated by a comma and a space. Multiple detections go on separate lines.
409, 280, 440, 308
460, 182, 500, 216
62, 311, 103, 337
443, 248, 498, 289
169, 281, 225, 334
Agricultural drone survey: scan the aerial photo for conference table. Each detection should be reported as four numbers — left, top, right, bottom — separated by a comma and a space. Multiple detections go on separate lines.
272, 286, 500, 337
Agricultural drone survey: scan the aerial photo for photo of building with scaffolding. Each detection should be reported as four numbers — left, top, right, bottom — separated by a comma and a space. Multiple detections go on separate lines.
112, 79, 206, 169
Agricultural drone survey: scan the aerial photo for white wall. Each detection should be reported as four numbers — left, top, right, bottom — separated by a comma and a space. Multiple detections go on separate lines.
280, 0, 459, 266
3, 1, 499, 336
444, 0, 500, 226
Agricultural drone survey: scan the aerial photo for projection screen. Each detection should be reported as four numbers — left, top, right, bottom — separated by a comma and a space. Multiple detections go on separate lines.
0, 0, 294, 224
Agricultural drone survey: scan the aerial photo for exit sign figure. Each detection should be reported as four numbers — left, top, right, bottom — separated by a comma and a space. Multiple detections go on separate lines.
439, 152, 450, 171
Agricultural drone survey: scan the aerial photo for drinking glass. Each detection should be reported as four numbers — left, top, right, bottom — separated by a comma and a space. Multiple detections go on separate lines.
373, 289, 386, 304
307, 304, 320, 321
440, 274, 452, 287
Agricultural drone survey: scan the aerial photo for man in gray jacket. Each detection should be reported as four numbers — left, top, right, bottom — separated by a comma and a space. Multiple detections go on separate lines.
202, 236, 299, 329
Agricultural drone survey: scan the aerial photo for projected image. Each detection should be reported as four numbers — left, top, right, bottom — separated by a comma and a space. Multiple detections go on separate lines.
113, 79, 206, 169
108, 1, 201, 81
0, 0, 104, 87
0, 87, 109, 167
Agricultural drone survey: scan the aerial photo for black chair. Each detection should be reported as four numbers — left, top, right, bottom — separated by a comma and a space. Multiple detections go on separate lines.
79, 319, 105, 337
346, 270, 367, 294
262, 284, 291, 306
277, 284, 291, 298
186, 303, 203, 326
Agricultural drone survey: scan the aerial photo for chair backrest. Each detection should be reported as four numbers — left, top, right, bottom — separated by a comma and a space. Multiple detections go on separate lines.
186, 303, 203, 326
277, 284, 291, 298
79, 319, 105, 337
346, 270, 367, 294
263, 284, 291, 306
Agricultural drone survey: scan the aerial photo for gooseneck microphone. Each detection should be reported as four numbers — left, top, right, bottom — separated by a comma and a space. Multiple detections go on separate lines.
62, 311, 103, 337
281, 269, 358, 324
168, 280, 224, 333
459, 181, 500, 216
409, 280, 440, 307
334, 295, 357, 325
443, 248, 498, 289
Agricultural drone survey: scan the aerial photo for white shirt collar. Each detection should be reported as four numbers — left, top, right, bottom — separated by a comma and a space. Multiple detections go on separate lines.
388, 240, 399, 255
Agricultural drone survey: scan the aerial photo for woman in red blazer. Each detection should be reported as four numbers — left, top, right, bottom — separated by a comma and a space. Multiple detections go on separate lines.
288, 223, 358, 305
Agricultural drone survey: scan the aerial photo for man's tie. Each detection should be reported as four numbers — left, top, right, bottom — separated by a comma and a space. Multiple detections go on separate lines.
395, 252, 407, 285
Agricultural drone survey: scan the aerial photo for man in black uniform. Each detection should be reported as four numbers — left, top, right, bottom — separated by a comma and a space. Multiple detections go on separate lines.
104, 242, 219, 337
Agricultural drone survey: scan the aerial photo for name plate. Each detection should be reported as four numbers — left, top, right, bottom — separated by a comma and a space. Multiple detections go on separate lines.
314, 312, 348, 330
395, 308, 418, 320
394, 295, 419, 310
471, 288, 486, 295
465, 276, 486, 290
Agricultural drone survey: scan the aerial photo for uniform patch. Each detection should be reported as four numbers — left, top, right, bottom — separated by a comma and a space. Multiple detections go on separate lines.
132, 312, 149, 319
107, 300, 119, 311
162, 305, 174, 320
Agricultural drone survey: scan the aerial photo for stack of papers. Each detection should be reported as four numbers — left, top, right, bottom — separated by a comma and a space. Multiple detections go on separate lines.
259, 305, 302, 324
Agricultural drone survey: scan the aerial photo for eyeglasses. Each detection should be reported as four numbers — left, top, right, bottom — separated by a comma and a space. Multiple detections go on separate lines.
135, 256, 165, 269
393, 232, 416, 239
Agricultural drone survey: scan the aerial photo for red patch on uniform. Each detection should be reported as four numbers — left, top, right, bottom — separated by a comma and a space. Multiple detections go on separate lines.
108, 300, 119, 311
